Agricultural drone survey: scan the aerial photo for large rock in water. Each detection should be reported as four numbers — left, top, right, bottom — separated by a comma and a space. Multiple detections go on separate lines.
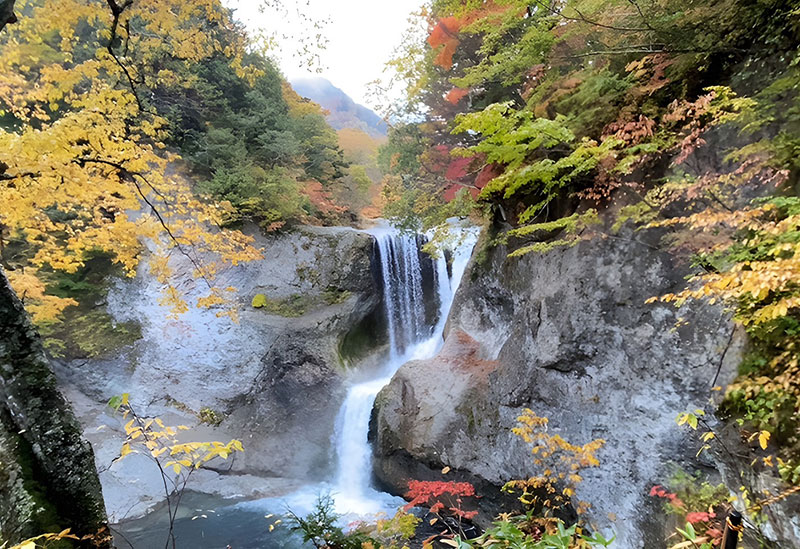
55, 225, 382, 522
374, 228, 746, 548
0, 268, 108, 546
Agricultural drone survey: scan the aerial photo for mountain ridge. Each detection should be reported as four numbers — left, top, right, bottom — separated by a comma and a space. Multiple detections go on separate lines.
291, 77, 387, 137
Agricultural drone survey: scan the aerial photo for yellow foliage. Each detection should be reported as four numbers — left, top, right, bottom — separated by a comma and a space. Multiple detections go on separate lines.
0, 0, 262, 322
6, 529, 79, 549
115, 397, 244, 477
506, 409, 605, 515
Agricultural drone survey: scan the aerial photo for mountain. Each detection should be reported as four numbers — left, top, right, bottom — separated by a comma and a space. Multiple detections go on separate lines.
291, 77, 387, 137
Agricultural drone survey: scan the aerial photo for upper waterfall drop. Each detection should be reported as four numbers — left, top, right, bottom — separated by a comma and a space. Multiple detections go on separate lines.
331, 222, 478, 516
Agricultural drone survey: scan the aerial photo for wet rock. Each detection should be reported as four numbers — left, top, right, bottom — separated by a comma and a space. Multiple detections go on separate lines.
54, 225, 381, 522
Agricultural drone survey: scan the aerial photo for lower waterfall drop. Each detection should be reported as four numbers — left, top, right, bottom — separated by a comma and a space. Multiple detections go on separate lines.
331, 223, 478, 516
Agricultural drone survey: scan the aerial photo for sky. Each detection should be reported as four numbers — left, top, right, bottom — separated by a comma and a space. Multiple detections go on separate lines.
228, 0, 424, 108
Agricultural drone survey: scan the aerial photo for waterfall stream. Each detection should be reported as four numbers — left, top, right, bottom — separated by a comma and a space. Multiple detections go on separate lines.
116, 222, 478, 548
330, 223, 478, 516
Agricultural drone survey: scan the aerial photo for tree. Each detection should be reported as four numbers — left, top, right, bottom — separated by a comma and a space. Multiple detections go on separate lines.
0, 0, 266, 323
108, 394, 243, 549
0, 0, 14, 32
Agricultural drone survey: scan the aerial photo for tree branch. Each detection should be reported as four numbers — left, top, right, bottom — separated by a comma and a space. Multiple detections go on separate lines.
531, 0, 652, 32
77, 157, 215, 290
106, 0, 143, 112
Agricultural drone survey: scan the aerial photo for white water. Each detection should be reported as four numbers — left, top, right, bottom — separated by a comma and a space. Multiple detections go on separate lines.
330, 222, 478, 517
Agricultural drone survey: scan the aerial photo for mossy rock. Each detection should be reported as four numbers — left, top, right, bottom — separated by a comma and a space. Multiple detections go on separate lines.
251, 293, 309, 317
322, 287, 351, 306
34, 252, 142, 361
198, 407, 224, 427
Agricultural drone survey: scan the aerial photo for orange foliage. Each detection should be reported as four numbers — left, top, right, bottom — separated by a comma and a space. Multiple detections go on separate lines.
428, 16, 462, 68
445, 87, 470, 105
337, 128, 384, 161
428, 3, 518, 69
302, 180, 347, 218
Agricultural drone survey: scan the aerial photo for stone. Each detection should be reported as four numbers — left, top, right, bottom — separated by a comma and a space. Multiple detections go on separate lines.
54, 225, 382, 522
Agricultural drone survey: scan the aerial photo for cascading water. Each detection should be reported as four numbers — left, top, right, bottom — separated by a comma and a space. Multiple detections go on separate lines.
115, 222, 478, 548
331, 222, 478, 516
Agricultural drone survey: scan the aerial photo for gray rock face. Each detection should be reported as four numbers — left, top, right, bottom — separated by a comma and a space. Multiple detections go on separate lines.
0, 268, 108, 545
55, 225, 380, 522
374, 228, 746, 548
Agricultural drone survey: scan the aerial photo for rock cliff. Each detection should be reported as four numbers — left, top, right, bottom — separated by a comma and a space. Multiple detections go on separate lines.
374, 226, 746, 548
54, 225, 381, 522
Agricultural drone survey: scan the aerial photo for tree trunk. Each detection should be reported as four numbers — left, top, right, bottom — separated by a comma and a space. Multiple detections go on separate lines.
0, 266, 109, 547
0, 0, 16, 32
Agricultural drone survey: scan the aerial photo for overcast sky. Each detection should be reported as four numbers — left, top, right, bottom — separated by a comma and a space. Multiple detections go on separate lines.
228, 0, 424, 108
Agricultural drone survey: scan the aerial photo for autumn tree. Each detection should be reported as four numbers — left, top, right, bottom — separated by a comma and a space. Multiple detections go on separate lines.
0, 0, 269, 323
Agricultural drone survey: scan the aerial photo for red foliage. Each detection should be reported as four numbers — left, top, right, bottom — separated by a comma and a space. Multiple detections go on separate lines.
427, 3, 519, 69
602, 115, 655, 146
474, 163, 503, 189
403, 480, 479, 520
445, 156, 472, 181
685, 511, 716, 524
521, 64, 547, 100
302, 180, 346, 217
648, 485, 684, 508
443, 162, 502, 202
626, 54, 676, 97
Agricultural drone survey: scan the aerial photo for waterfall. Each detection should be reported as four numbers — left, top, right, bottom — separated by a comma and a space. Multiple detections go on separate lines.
331, 222, 478, 516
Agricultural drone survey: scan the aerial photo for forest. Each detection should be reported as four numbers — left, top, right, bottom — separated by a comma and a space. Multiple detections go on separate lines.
1, 0, 800, 548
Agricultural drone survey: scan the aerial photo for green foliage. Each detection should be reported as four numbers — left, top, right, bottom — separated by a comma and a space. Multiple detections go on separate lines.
664, 469, 729, 518
288, 494, 375, 549
505, 210, 600, 258
554, 70, 633, 137
322, 287, 352, 306
200, 163, 309, 229
370, 511, 420, 547
35, 252, 142, 359
457, 514, 615, 549
198, 408, 224, 427
152, 43, 350, 227
452, 104, 620, 222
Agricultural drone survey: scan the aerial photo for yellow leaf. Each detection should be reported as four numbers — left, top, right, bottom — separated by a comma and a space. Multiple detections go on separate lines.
759, 430, 770, 450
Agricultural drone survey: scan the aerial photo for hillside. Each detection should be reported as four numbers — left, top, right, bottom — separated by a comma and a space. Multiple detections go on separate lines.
292, 77, 388, 137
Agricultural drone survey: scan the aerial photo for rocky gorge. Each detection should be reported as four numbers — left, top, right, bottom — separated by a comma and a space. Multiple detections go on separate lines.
3, 211, 800, 547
